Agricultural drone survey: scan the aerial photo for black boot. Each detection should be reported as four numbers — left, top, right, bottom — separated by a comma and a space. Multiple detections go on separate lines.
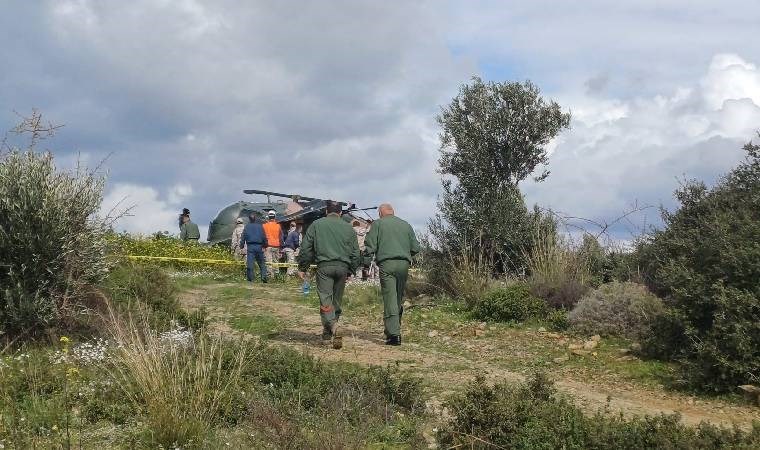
385, 335, 401, 346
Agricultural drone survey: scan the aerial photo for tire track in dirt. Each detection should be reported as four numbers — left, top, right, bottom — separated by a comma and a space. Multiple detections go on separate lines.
180, 283, 760, 430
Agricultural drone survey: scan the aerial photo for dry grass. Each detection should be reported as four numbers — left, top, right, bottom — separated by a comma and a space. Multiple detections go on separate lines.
524, 226, 591, 308
106, 310, 248, 447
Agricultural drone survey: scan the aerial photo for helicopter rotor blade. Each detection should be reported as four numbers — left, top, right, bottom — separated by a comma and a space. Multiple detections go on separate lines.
243, 189, 318, 202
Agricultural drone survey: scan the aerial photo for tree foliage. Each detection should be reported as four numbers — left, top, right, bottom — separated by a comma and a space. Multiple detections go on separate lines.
430, 78, 570, 272
437, 77, 571, 187
638, 138, 760, 392
0, 112, 110, 340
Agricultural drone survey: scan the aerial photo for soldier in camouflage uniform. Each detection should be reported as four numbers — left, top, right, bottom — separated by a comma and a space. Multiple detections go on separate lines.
298, 200, 360, 349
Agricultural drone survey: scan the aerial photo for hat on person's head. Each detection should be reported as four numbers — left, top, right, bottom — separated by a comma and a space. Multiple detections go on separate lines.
235, 217, 244, 224
182, 208, 190, 216
267, 210, 276, 218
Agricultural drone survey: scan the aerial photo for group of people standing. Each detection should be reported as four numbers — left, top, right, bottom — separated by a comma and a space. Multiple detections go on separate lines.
231, 210, 302, 282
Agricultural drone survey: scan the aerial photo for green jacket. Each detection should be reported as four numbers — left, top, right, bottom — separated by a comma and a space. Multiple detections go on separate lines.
364, 215, 420, 264
298, 214, 360, 271
180, 221, 200, 241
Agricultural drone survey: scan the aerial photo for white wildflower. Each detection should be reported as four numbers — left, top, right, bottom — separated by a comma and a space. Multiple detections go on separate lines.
159, 326, 193, 349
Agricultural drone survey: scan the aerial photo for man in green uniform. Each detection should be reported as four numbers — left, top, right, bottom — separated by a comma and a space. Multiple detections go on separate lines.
363, 203, 420, 346
298, 200, 360, 349
179, 213, 200, 242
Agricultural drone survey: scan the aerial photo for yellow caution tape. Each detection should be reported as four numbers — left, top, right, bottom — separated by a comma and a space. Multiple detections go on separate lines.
123, 255, 243, 265
119, 255, 417, 272
120, 255, 315, 269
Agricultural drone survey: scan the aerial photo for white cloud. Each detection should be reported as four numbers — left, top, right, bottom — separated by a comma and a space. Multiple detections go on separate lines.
4, 2, 760, 239
167, 183, 193, 205
101, 183, 184, 237
702, 54, 760, 110
524, 53, 760, 238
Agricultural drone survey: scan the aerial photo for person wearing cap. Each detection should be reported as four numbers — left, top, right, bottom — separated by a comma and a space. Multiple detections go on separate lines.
262, 210, 285, 277
240, 213, 268, 283
230, 217, 247, 260
178, 208, 190, 231
298, 200, 360, 349
363, 203, 420, 346
179, 212, 200, 243
282, 222, 300, 275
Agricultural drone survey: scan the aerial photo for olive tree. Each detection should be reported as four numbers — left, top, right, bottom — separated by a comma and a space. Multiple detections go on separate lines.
430, 77, 570, 272
0, 111, 110, 341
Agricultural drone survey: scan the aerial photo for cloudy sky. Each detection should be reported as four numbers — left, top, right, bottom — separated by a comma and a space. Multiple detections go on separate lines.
2, 0, 759, 241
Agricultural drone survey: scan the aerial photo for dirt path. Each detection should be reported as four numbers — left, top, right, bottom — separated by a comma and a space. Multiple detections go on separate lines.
179, 282, 760, 430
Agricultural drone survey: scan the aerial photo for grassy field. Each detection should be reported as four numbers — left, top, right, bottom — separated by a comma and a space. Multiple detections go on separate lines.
2, 270, 758, 449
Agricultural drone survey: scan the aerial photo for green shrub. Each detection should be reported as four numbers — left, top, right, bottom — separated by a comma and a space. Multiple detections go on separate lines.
103, 262, 206, 331
568, 282, 665, 341
637, 140, 760, 392
546, 308, 569, 331
438, 373, 760, 449
243, 344, 424, 415
236, 343, 426, 447
473, 283, 547, 323
0, 115, 109, 340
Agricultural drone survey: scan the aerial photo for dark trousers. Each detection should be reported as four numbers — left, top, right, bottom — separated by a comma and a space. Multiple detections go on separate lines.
246, 245, 267, 282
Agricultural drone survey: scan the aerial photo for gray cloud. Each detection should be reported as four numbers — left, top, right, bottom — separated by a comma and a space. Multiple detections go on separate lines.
584, 74, 610, 95
2, 0, 470, 234
2, 1, 759, 241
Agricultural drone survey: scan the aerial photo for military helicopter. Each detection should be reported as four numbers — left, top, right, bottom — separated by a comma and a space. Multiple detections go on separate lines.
206, 189, 376, 245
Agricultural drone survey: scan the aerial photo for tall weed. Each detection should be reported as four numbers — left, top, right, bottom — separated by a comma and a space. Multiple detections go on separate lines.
106, 314, 247, 448
426, 246, 494, 307
524, 226, 590, 308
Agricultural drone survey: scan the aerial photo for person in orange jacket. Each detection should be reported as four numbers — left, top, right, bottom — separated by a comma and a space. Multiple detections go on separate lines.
262, 210, 285, 278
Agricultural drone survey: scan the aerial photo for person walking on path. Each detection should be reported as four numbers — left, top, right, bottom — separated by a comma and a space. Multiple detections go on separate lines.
283, 222, 300, 275
240, 213, 268, 283
363, 203, 420, 346
230, 217, 247, 260
263, 210, 285, 277
179, 213, 200, 243
298, 200, 360, 349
